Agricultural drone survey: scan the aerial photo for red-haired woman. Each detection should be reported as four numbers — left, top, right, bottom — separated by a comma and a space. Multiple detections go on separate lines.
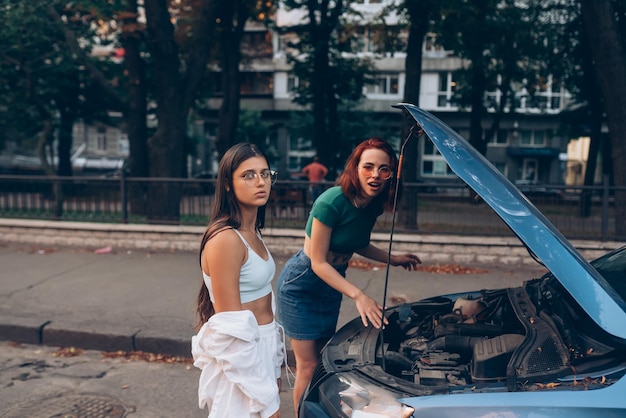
276, 137, 422, 413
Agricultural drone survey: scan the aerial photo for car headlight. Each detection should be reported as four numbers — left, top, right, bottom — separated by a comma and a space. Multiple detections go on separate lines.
316, 372, 415, 417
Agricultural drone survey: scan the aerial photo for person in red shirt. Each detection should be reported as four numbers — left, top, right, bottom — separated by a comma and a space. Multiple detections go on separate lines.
301, 156, 329, 202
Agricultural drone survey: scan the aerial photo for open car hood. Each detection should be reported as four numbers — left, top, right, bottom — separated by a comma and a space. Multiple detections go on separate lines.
394, 103, 626, 339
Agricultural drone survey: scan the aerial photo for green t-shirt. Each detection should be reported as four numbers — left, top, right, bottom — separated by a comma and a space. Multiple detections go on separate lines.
305, 186, 383, 254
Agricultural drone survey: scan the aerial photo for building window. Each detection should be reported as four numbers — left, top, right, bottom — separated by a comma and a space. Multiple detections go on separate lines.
488, 129, 509, 145
522, 159, 538, 182
365, 73, 399, 95
240, 72, 273, 95
241, 30, 273, 59
209, 72, 273, 96
494, 162, 507, 176
287, 74, 298, 92
96, 127, 107, 151
437, 72, 456, 108
424, 33, 443, 53
352, 27, 376, 53
117, 133, 129, 156
420, 137, 455, 178
516, 75, 565, 113
519, 129, 547, 147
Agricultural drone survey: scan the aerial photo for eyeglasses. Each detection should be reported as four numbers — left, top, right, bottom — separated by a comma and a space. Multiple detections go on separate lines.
241, 170, 278, 187
359, 164, 393, 180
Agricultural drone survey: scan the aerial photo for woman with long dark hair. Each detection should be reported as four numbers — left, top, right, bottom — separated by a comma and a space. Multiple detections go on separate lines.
192, 143, 282, 418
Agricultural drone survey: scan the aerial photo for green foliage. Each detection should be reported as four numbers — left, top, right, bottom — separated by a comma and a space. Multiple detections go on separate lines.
235, 109, 270, 144
285, 108, 398, 168
435, 0, 563, 112
283, 1, 375, 108
0, 1, 124, 150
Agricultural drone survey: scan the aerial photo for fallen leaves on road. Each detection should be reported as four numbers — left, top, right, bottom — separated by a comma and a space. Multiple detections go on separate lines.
535, 382, 561, 389
416, 264, 489, 274
49, 346, 193, 365
52, 347, 84, 357
349, 259, 488, 274
22, 245, 59, 255
100, 350, 193, 365
349, 259, 387, 270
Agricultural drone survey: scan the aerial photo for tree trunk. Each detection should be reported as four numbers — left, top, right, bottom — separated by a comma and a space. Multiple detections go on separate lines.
144, 0, 187, 222
216, 1, 247, 155
308, 0, 342, 166
579, 45, 604, 217
312, 41, 332, 164
468, 61, 487, 156
401, 0, 433, 230
119, 2, 150, 218
36, 117, 64, 218
56, 104, 75, 177
143, 0, 219, 223
581, 0, 626, 237
120, 2, 148, 178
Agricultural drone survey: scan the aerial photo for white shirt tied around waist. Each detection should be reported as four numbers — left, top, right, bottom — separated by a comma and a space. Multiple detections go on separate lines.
191, 310, 280, 418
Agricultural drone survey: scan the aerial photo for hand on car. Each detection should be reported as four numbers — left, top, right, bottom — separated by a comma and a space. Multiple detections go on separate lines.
354, 292, 389, 329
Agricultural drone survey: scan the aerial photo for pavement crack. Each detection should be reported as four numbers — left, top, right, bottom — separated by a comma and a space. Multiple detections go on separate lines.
3, 260, 102, 298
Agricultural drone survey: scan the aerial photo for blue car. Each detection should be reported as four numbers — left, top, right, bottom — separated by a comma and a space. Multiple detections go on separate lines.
299, 104, 626, 418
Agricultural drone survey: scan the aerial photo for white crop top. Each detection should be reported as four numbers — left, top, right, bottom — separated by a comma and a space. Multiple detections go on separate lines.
202, 228, 275, 304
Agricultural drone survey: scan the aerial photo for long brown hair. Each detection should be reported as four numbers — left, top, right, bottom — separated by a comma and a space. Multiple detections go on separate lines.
337, 137, 400, 212
195, 143, 271, 329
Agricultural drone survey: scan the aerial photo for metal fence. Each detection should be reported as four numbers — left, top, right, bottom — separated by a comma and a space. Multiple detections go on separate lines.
0, 174, 620, 241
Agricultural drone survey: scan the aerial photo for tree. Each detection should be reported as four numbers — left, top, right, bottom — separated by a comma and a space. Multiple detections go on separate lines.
580, 0, 626, 237
0, 1, 129, 217
395, 0, 439, 229
117, 2, 149, 178
214, 1, 275, 156
280, 0, 374, 167
0, 1, 116, 178
435, 0, 495, 155
435, 1, 548, 155
534, 0, 608, 217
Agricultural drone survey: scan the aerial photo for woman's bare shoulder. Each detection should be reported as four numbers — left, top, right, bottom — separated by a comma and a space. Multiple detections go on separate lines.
202, 227, 245, 273
204, 227, 240, 250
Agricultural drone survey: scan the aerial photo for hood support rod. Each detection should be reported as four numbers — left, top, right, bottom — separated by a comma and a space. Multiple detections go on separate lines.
379, 121, 421, 371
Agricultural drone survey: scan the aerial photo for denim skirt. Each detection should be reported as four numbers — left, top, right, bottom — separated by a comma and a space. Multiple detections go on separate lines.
276, 249, 348, 341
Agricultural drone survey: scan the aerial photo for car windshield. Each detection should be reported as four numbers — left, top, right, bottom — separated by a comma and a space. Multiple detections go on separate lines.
591, 246, 626, 302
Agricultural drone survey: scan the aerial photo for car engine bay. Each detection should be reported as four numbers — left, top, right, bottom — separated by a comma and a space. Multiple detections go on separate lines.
379, 276, 626, 391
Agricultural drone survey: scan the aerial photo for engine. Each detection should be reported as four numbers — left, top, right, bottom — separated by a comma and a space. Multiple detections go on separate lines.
382, 289, 529, 386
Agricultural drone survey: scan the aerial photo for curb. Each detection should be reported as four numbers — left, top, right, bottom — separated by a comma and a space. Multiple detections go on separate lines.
0, 322, 191, 358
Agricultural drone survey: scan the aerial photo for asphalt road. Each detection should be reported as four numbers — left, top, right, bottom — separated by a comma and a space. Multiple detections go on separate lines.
0, 340, 201, 418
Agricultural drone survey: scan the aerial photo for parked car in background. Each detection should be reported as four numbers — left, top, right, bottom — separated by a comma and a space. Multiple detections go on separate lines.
299, 104, 626, 418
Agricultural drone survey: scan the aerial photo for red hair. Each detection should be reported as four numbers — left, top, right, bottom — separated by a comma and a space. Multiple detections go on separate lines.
337, 137, 400, 212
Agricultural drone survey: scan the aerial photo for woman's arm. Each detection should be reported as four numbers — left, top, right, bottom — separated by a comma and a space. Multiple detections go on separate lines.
356, 244, 422, 270
307, 219, 387, 329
